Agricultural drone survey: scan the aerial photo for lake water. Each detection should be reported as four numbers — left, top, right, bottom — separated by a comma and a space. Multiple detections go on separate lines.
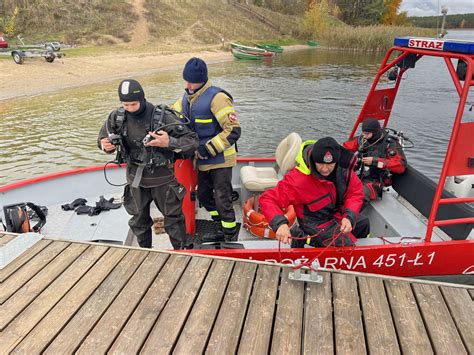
1, 30, 473, 186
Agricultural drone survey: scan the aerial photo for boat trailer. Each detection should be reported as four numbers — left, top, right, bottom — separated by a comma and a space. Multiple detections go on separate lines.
0, 34, 65, 64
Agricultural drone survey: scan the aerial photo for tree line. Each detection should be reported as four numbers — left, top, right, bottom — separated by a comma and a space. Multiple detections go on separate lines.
410, 13, 474, 29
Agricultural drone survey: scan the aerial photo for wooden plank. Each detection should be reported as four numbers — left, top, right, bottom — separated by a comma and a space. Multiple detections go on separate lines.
174, 259, 234, 354
43, 249, 148, 354
238, 264, 280, 355
270, 267, 304, 355
0, 240, 69, 303
108, 254, 190, 354
302, 271, 333, 354
76, 252, 169, 354
140, 256, 213, 353
0, 243, 88, 329
385, 280, 432, 355
11, 247, 126, 354
413, 283, 467, 354
0, 239, 51, 282
0, 244, 108, 353
333, 273, 366, 354
359, 277, 400, 354
0, 234, 16, 247
205, 262, 257, 355
441, 286, 474, 353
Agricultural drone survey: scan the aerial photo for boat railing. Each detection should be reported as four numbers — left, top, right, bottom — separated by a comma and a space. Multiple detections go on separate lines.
348, 39, 474, 242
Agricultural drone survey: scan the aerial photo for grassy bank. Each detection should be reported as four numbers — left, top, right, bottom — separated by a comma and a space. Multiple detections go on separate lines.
314, 26, 437, 52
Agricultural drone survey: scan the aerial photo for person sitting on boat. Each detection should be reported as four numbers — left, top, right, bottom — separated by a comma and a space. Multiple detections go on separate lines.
171, 57, 241, 243
98, 79, 199, 249
343, 118, 407, 203
260, 137, 370, 248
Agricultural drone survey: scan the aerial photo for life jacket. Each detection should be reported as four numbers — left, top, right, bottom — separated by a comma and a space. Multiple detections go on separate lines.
181, 86, 232, 166
293, 140, 353, 231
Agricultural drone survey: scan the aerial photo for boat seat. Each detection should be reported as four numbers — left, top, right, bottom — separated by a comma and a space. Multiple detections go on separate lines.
240, 132, 302, 192
391, 164, 474, 240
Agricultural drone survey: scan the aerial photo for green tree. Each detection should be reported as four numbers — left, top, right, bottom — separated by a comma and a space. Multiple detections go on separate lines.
334, 0, 385, 25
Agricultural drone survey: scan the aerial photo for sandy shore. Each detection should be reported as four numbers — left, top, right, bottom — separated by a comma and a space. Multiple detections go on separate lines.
0, 44, 309, 101
0, 49, 230, 101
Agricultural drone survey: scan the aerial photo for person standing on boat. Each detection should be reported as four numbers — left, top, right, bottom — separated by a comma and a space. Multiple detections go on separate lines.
172, 57, 241, 242
343, 118, 406, 203
260, 137, 369, 247
98, 79, 198, 249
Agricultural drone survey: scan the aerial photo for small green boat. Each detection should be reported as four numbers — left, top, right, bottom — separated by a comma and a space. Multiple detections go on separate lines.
230, 42, 266, 53
307, 40, 319, 47
231, 48, 263, 60
256, 43, 283, 53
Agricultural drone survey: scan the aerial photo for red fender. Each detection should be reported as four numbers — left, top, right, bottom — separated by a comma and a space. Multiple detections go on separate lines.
174, 159, 198, 235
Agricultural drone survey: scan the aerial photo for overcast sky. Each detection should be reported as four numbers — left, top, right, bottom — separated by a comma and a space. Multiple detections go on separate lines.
400, 0, 474, 17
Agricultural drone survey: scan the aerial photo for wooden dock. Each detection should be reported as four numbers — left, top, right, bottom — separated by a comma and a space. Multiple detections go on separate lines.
0, 235, 473, 354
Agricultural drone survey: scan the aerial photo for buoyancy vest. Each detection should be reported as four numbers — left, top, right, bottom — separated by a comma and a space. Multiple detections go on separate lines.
111, 104, 175, 167
294, 140, 353, 231
181, 86, 231, 166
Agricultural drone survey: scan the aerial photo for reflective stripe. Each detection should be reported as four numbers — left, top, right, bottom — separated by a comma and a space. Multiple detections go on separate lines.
195, 118, 213, 123
215, 106, 235, 120
223, 145, 236, 157
221, 220, 237, 229
213, 135, 226, 152
209, 210, 219, 216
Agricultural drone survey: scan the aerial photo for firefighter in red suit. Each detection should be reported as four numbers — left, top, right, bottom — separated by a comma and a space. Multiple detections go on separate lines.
260, 137, 370, 248
343, 118, 407, 203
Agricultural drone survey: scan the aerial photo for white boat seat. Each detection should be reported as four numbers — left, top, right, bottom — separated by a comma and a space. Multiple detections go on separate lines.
240, 132, 302, 192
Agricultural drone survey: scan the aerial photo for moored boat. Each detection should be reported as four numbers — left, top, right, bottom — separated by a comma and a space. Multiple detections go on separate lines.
1, 37, 474, 283
230, 42, 266, 53
231, 48, 263, 60
256, 43, 284, 53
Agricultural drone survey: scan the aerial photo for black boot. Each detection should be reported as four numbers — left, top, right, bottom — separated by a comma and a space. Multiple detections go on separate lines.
200, 220, 225, 243
223, 226, 238, 242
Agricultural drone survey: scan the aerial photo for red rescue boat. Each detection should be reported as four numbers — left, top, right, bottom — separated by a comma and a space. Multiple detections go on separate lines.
1, 37, 473, 283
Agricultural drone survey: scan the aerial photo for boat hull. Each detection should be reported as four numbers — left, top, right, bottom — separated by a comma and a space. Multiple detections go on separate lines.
1, 160, 472, 281
188, 239, 474, 280
231, 48, 263, 60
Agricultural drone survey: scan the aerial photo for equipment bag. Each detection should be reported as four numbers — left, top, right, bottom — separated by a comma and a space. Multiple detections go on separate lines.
3, 202, 47, 233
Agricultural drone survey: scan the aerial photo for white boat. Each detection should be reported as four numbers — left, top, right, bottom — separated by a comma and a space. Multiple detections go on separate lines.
1, 36, 474, 283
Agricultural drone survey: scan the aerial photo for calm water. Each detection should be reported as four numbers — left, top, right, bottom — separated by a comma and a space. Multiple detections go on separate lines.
1, 30, 473, 186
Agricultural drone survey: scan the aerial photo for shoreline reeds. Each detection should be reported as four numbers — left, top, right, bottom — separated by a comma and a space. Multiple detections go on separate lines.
311, 26, 437, 52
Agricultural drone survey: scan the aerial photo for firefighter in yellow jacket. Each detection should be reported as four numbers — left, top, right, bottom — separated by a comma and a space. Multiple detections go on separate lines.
173, 57, 241, 242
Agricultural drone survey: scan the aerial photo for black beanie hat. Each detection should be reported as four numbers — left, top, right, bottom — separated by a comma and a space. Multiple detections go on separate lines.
118, 79, 145, 102
361, 118, 381, 133
311, 137, 341, 164
183, 57, 208, 83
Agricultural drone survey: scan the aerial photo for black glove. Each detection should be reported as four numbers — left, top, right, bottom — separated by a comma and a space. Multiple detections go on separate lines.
96, 196, 122, 210
75, 205, 94, 215
75, 205, 103, 216
61, 198, 87, 211
195, 145, 210, 159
